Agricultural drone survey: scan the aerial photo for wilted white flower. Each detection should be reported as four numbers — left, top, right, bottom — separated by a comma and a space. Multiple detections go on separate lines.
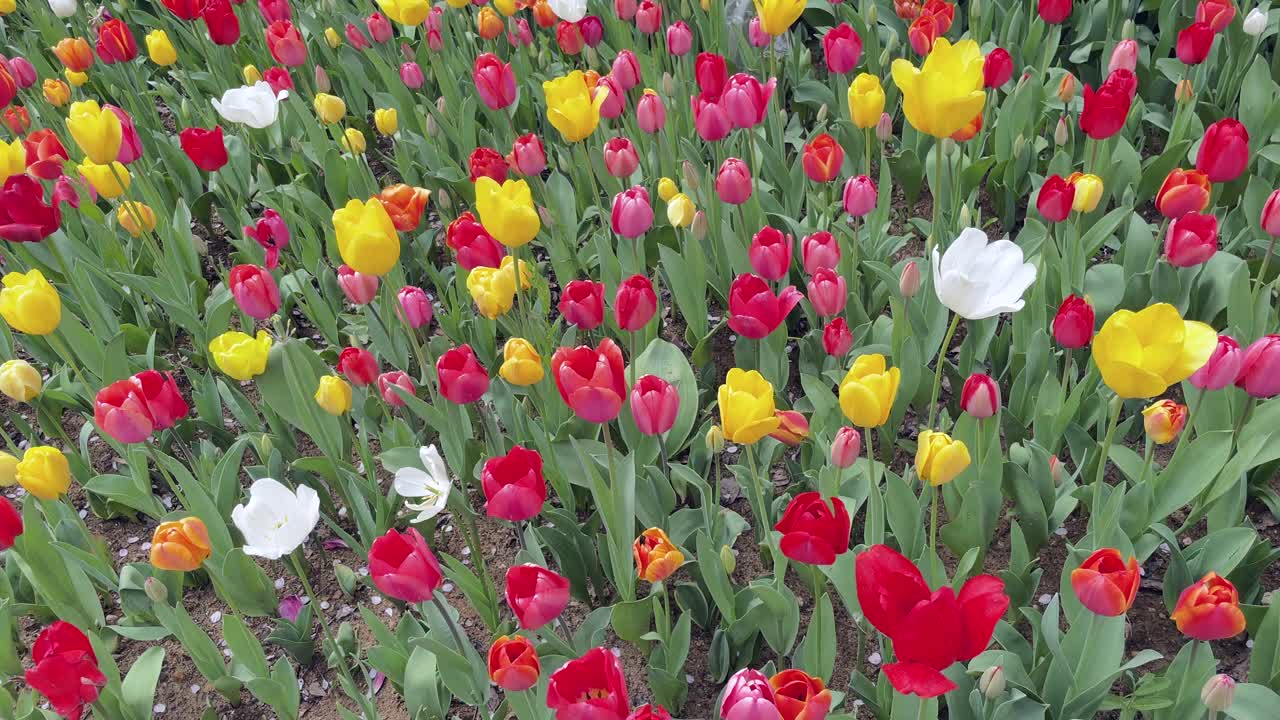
393, 445, 451, 523
212, 82, 288, 129
932, 227, 1037, 319
231, 478, 320, 559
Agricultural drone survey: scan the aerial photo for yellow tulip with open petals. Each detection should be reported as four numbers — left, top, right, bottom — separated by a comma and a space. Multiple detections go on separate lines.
467, 265, 516, 319
891, 38, 986, 139
1091, 303, 1216, 399
752, 0, 804, 36
475, 177, 540, 248
208, 330, 273, 381
378, 0, 432, 24
838, 353, 901, 428
66, 100, 122, 164
543, 71, 607, 143
0, 270, 61, 336
718, 368, 779, 445
333, 198, 400, 275
915, 430, 971, 487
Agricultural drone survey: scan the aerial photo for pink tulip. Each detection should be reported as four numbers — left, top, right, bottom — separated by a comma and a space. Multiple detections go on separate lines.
1236, 335, 1280, 398
806, 268, 846, 317
666, 22, 693, 56
378, 371, 415, 406
397, 286, 433, 329
801, 231, 840, 273
596, 75, 627, 118
1190, 335, 1243, 391
611, 186, 654, 238
843, 175, 877, 217
637, 91, 666, 133
338, 264, 379, 305
229, 264, 281, 319
1261, 189, 1280, 237
508, 134, 547, 176
748, 17, 770, 48
615, 0, 637, 21
722, 73, 775, 129
823, 318, 853, 356
1109, 39, 1138, 73
831, 426, 861, 468
400, 62, 425, 89
1165, 212, 1219, 267
635, 0, 661, 33
716, 158, 752, 205
630, 375, 679, 435
603, 137, 640, 178
749, 226, 792, 281
611, 50, 641, 91
720, 669, 781, 720
692, 93, 733, 142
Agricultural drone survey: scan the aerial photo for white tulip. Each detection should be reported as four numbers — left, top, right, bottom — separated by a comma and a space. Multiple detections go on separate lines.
1243, 8, 1267, 36
547, 0, 587, 22
393, 445, 451, 523
932, 227, 1037, 320
48, 0, 76, 18
211, 82, 288, 129
231, 478, 320, 560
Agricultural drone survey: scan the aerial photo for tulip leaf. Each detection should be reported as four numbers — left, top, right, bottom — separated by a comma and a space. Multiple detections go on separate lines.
798, 591, 836, 682
1227, 683, 1280, 720
120, 647, 165, 720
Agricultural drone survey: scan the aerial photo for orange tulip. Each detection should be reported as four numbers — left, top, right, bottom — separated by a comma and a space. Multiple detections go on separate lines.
476, 7, 503, 39
1070, 548, 1139, 616
633, 527, 684, 582
150, 517, 212, 571
531, 0, 557, 27
1171, 572, 1246, 641
52, 38, 94, 73
488, 635, 540, 691
770, 669, 834, 720
377, 184, 431, 231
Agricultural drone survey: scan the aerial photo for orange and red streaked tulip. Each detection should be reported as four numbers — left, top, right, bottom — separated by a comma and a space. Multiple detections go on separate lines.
1156, 168, 1211, 219
633, 527, 684, 582
1171, 572, 1246, 641
802, 133, 843, 183
1070, 548, 1139, 616
489, 636, 540, 691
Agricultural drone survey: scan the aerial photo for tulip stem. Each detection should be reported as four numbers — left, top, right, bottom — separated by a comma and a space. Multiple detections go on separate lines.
929, 484, 940, 582
289, 552, 367, 706
429, 592, 471, 655
930, 140, 943, 255
926, 313, 961, 430
1254, 234, 1277, 304
1059, 351, 1074, 404
864, 127, 873, 177
1091, 395, 1124, 525
744, 442, 769, 543
1137, 440, 1155, 486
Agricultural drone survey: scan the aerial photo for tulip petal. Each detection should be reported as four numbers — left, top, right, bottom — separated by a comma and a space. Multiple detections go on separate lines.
882, 662, 957, 698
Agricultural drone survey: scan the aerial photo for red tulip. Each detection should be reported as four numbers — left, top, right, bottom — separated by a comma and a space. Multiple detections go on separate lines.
749, 226, 793, 280
720, 668, 779, 720
1190, 334, 1242, 391
474, 53, 517, 111
666, 22, 693, 56
822, 23, 863, 74
1070, 548, 1139, 616
0, 496, 21, 550
1195, 118, 1250, 183
908, 14, 940, 55
1165, 212, 1218, 267
164, 0, 207, 20
696, 52, 728, 95
603, 137, 640, 178
338, 347, 379, 386
437, 345, 489, 404
802, 133, 844, 183
983, 48, 1013, 88
1036, 175, 1076, 222
508, 133, 547, 176
1052, 294, 1095, 348
258, 0, 291, 22
842, 175, 877, 217
482, 445, 547, 521
228, 264, 280, 319
94, 370, 188, 444
489, 636, 541, 692
367, 528, 442, 602
627, 704, 672, 720
559, 279, 606, 330
923, 0, 955, 30
960, 373, 1000, 419
614, 275, 657, 331
505, 563, 571, 630
615, 0, 638, 20
244, 208, 290, 269
546, 647, 630, 720
1261, 189, 1280, 236
773, 492, 850, 565
630, 375, 679, 436
727, 273, 802, 339
0, 175, 61, 243
96, 19, 138, 64
823, 318, 853, 357
578, 16, 604, 47
1079, 72, 1134, 140
1037, 0, 1072, 23
203, 0, 242, 45
179, 126, 229, 172
806, 268, 846, 317
1171, 572, 1246, 640
469, 146, 509, 183
722, 73, 775, 129
108, 105, 143, 165
637, 90, 667, 133
635, 0, 662, 33
550, 338, 627, 423
1177, 22, 1215, 65
24, 129, 69, 181
446, 212, 505, 270
556, 21, 585, 55
345, 23, 371, 50
1236, 335, 1280, 398
25, 622, 107, 720
1196, 0, 1236, 33
770, 669, 833, 720
715, 158, 753, 204
396, 286, 433, 329
1156, 168, 1211, 218
263, 67, 293, 94
801, 231, 840, 273
337, 264, 379, 305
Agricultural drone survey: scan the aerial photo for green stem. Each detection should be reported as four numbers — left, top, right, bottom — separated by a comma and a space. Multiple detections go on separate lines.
1091, 395, 1124, 521
429, 593, 470, 653
929, 484, 940, 581
1137, 440, 1155, 486
926, 314, 961, 430
928, 142, 943, 257
1252, 234, 1275, 303
864, 127, 873, 177
744, 442, 769, 542
1059, 351, 1073, 405
290, 553, 366, 698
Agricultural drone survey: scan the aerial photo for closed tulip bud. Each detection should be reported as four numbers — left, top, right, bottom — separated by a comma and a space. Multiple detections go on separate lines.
637, 89, 666, 133
0, 359, 41, 402
1055, 117, 1070, 146
396, 286, 433, 328
1057, 72, 1076, 103
662, 72, 676, 96
378, 370, 416, 406
667, 193, 695, 228
374, 108, 398, 136
1262, 189, 1280, 236
719, 544, 736, 573
1243, 8, 1266, 36
315, 375, 352, 415
691, 210, 708, 239
656, 177, 679, 203
603, 137, 640, 178
333, 198, 399, 275
614, 274, 657, 331
337, 264, 379, 305
425, 113, 439, 136
1197, 118, 1250, 183
610, 186, 654, 238
807, 268, 846, 317
681, 160, 701, 193
436, 189, 451, 211
1190, 334, 1242, 391
899, 260, 921, 298
229, 264, 281, 319
243, 64, 262, 84
499, 338, 543, 386
1049, 456, 1064, 485
816, 104, 828, 123
1068, 172, 1104, 212
876, 112, 893, 142
831, 426, 861, 468
325, 27, 342, 48
338, 347, 379, 386
64, 69, 88, 87
843, 175, 877, 217
1142, 399, 1187, 444
313, 93, 345, 124
749, 226, 792, 280
400, 62, 425, 89
1176, 79, 1194, 103
960, 373, 1000, 418
706, 425, 725, 453
979, 666, 1006, 699
1109, 39, 1138, 74
915, 429, 970, 486
144, 577, 169, 603
315, 65, 331, 93
823, 318, 854, 356
1053, 294, 1095, 348
630, 375, 679, 436
16, 446, 71, 500
1202, 675, 1235, 712
43, 79, 71, 106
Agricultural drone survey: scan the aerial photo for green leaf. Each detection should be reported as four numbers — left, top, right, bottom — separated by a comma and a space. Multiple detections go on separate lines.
799, 592, 836, 682
1227, 683, 1280, 720
121, 647, 165, 720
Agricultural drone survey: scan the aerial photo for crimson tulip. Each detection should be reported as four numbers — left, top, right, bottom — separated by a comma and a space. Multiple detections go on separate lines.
2, 107, 27, 137
603, 137, 640, 178
842, 175, 877, 217
696, 52, 728, 95
0, 496, 21, 550
801, 231, 840, 273
179, 126, 228, 171
727, 273, 802, 339
807, 268, 846, 317
163, 0, 207, 20
635, 0, 662, 33
0, 175, 61, 243
770, 669, 833, 720
550, 338, 627, 423
614, 275, 657, 331
263, 67, 293, 94
1177, 22, 1215, 65
556, 22, 585, 55
960, 373, 1000, 419
749, 226, 793, 280
579, 17, 604, 47
1070, 548, 1140, 616
474, 54, 517, 111
1052, 294, 1095, 348
822, 24, 862, 74
93, 370, 188, 444
823, 318, 853, 356
24, 129, 69, 180
203, 0, 241, 45
469, 147, 508, 183
265, 20, 305, 66
983, 48, 1013, 88
482, 445, 547, 521
774, 492, 850, 565
1156, 168, 1211, 218
244, 208, 290, 269
1037, 175, 1076, 222
627, 704, 672, 720
24, 622, 107, 720
1171, 572, 1246, 641
228, 264, 280, 319
1165, 212, 1218, 267
630, 375, 679, 436
611, 186, 654, 238
446, 212, 505, 270
437, 345, 489, 404
802, 133, 843, 183
1236, 335, 1280, 398
9, 58, 35, 90
637, 90, 667, 133
1079, 71, 1134, 140
1196, 0, 1236, 33
1196, 118, 1250, 183
559, 280, 606, 330
367, 528, 442, 602
489, 636, 541, 691
1190, 334, 1242, 390
666, 22, 693, 56
1037, 0, 1072, 23
508, 134, 547, 176
547, 647, 630, 720
378, 371, 415, 406
1262, 189, 1280, 236
338, 347, 379, 387
505, 563, 571, 630
96, 19, 138, 64
720, 668, 780, 720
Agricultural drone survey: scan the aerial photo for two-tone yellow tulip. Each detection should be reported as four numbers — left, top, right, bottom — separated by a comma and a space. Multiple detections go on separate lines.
333, 198, 400, 275
1068, 172, 1104, 213
0, 270, 61, 335
1091, 303, 1216, 398
667, 193, 696, 227
475, 177, 540, 248
66, 100, 122, 164
543, 71, 606, 143
208, 330, 273, 381
718, 368, 779, 445
838, 353, 900, 428
915, 430, 971, 486
891, 38, 986, 139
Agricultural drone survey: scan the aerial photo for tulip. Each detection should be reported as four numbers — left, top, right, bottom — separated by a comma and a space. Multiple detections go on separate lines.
0, 359, 40, 402
179, 126, 228, 171
208, 330, 272, 381
23, 129, 69, 182
0, 176, 61, 243
666, 22, 693, 55
1052, 294, 1095, 349
377, 370, 414, 405
544, 70, 606, 142
718, 368, 779, 444
472, 53, 517, 112
496, 338, 542, 386
481, 445, 546, 521
794, 233, 840, 276
258, 0, 292, 22
1197, 0, 1236, 32
150, 517, 212, 571
212, 82, 287, 129
15, 446, 70, 499
1196, 118, 1250, 183
95, 377, 156, 444
1070, 547, 1141, 616
559, 280, 606, 330
747, 227, 791, 280
77, 160, 129, 199
960, 373, 1000, 418
1171, 572, 1246, 641
52, 38, 93, 72
374, 185, 429, 233
636, 90, 666, 133
614, 275, 657, 331
1142, 399, 1188, 445
983, 48, 1013, 88
727, 273, 801, 339
392, 445, 451, 522
96, 19, 138, 64
333, 198, 399, 276
1236, 335, 1280, 398
1186, 334, 1241, 391
313, 93, 346, 124
0, 452, 15, 486
400, 61, 425, 89
720, 669, 780, 720
1108, 39, 1138, 74
477, 8, 504, 39
436, 344, 489, 404
602, 137, 640, 178
900, 260, 922, 297
337, 347, 379, 388
228, 264, 281, 319
933, 227, 1037, 319
807, 268, 847, 317
596, 75, 627, 118
842, 175, 877, 217
609, 50, 641, 91
752, 0, 804, 35
490, 636, 541, 692
345, 127, 370, 154
748, 17, 771, 47
823, 318, 854, 356
802, 133, 844, 183
839, 353, 900, 427
915, 429, 971, 486
1260, 189, 1280, 236
626, 375, 678, 436
546, 647, 631, 720
64, 69, 87, 87
1079, 70, 1134, 140
891, 38, 985, 138
0, 496, 21, 550
551, 339, 627, 423
635, 0, 662, 32
445, 213, 504, 271
846, 73, 886, 129
105, 105, 143, 165
908, 14, 941, 55
265, 20, 305, 66
771, 669, 833, 720
578, 16, 604, 46
722, 73, 776, 129
1202, 674, 1236, 712
49, 0, 78, 17
24, 622, 107, 720
830, 426, 861, 468
373, 108, 398, 137
823, 23, 863, 75
243, 209, 290, 269
1036, 175, 1075, 223
1038, 0, 1072, 23
696, 52, 728, 94
43, 79, 70, 106
666, 193, 695, 227
773, 492, 851, 565
692, 92, 733, 142
611, 186, 654, 238
244, 64, 264, 86
769, 410, 809, 446
66, 100, 122, 165
549, 0, 588, 21
505, 134, 547, 178
633, 527, 683, 582
714, 158, 754, 205
1165, 212, 1218, 267
1067, 172, 1103, 212
314, 375, 352, 416
1092, 303, 1216, 398
1156, 169, 1211, 219
1243, 7, 1266, 35
469, 147, 508, 183
1178, 21, 1217, 65
0, 269, 60, 335
475, 176, 540, 248
202, 0, 241, 45
628, 705, 672, 720
505, 564, 571, 630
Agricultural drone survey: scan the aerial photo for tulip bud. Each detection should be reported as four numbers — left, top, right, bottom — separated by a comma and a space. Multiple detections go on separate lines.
1121, 19, 1135, 40
681, 160, 700, 193
662, 72, 675, 96
831, 427, 861, 468
899, 260, 921, 297
1049, 456, 1064, 485
336, 622, 356, 655
1142, 399, 1187, 445
960, 373, 1001, 419
1057, 73, 1076, 103
425, 113, 439, 137
720, 545, 736, 574
243, 64, 262, 85
816, 104, 828, 123
315, 65, 331, 93
979, 666, 1006, 699
1055, 116, 1070, 146
876, 112, 893, 142
706, 425, 725, 453
865, 2, 877, 23
144, 577, 169, 604
335, 562, 358, 596
437, 97, 448, 113
958, 204, 971, 227
878, 47, 891, 68
437, 189, 451, 211
691, 210, 708, 240
1201, 674, 1235, 712
1176, 79, 1194, 104
1243, 8, 1266, 36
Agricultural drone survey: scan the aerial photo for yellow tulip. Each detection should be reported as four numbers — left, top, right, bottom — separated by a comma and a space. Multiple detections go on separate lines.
891, 38, 986, 139
64, 70, 88, 87
494, 0, 516, 15
208, 330, 273, 381
0, 359, 43, 402
378, 0, 432, 24
43, 79, 71, 106
146, 30, 177, 66
0, 270, 61, 335
667, 193, 695, 228
374, 108, 398, 136
117, 202, 157, 237
243, 64, 262, 85
1091, 303, 1216, 398
467, 264, 517, 319
333, 198, 400, 275
78, 160, 130, 199
915, 430, 971, 487
313, 93, 346, 124
838, 353, 900, 428
446, 0, 469, 8
0, 0, 14, 14
500, 338, 544, 385
718, 368, 779, 445
315, 375, 352, 415
0, 451, 16, 486
341, 128, 366, 154
1142, 399, 1187, 445
706, 424, 725, 452
657, 177, 679, 202
0, 138, 25, 179
752, 0, 804, 36
848, 73, 886, 130
325, 27, 342, 48
543, 71, 607, 143
67, 100, 122, 164
1068, 172, 1104, 213
475, 176, 540, 248
16, 446, 71, 500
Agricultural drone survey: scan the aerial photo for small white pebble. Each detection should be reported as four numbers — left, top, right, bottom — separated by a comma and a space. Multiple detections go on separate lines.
385, 608, 394, 616
275, 578, 286, 590
128, 536, 140, 544
153, 703, 166, 714
868, 652, 881, 665
610, 648, 622, 657
117, 549, 128, 558
371, 596, 382, 605
209, 611, 222, 624
1039, 594, 1052, 605
189, 685, 199, 695
443, 583, 455, 593
1054, 527, 1068, 537
1247, 639, 1255, 648
461, 547, 471, 556
338, 507, 348, 518
141, 542, 151, 551
320, 601, 330, 610
223, 649, 232, 657
1159, 543, 1171, 554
